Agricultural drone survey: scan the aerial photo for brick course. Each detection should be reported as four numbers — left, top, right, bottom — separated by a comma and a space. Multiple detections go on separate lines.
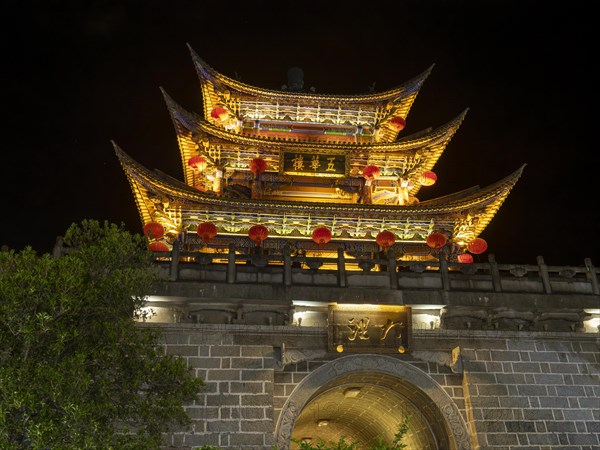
157, 325, 599, 450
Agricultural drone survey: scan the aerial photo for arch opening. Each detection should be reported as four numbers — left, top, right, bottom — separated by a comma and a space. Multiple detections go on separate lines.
276, 355, 472, 450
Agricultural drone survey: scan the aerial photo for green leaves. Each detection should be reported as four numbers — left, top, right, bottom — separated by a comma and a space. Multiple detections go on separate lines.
290, 416, 410, 450
0, 220, 203, 448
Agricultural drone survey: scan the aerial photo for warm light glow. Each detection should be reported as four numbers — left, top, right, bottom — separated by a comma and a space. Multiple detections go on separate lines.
187, 155, 207, 171
343, 388, 362, 398
334, 304, 408, 313
143, 222, 165, 240
292, 300, 332, 307
419, 170, 437, 186
467, 237, 488, 255
336, 344, 344, 353
583, 317, 600, 332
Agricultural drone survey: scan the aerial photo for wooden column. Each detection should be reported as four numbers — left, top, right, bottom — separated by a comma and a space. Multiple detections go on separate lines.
227, 243, 236, 284
439, 253, 450, 291
283, 244, 292, 287
537, 256, 552, 294
337, 247, 347, 287
584, 258, 599, 295
169, 240, 180, 281
388, 249, 398, 289
488, 254, 502, 292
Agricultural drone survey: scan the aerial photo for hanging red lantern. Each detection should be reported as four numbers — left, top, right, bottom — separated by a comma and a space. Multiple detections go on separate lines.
362, 165, 380, 180
248, 224, 269, 246
196, 222, 218, 243
389, 116, 406, 132
457, 253, 474, 264
376, 230, 396, 249
426, 232, 447, 250
312, 227, 332, 246
467, 238, 488, 255
249, 157, 267, 176
143, 222, 164, 240
188, 155, 207, 171
419, 171, 437, 186
148, 241, 169, 252
210, 106, 229, 121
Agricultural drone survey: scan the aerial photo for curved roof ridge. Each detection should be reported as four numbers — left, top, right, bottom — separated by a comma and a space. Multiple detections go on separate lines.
114, 141, 524, 217
162, 88, 466, 153
419, 164, 526, 208
187, 44, 434, 103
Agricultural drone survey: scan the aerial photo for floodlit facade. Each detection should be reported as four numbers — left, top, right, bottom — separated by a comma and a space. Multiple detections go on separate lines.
107, 46, 599, 449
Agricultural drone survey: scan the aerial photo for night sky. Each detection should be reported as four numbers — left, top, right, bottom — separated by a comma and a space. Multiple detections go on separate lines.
2, 1, 596, 266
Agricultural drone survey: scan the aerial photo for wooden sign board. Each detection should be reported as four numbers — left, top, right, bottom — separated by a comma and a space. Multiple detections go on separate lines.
280, 150, 348, 177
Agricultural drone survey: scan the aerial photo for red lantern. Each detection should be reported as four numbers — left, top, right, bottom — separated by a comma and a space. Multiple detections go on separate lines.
389, 116, 406, 132
143, 222, 164, 240
210, 106, 229, 121
188, 155, 207, 171
248, 224, 269, 246
148, 241, 169, 252
467, 238, 488, 255
376, 230, 396, 249
312, 227, 332, 246
249, 157, 267, 176
457, 253, 474, 264
362, 165, 380, 180
419, 171, 437, 186
196, 222, 218, 243
426, 232, 447, 250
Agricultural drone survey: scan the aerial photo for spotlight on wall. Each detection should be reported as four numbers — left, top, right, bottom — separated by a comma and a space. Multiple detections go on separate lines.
343, 387, 362, 398
317, 419, 330, 427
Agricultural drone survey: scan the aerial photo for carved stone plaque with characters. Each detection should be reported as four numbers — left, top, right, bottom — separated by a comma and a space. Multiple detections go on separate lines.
328, 305, 412, 354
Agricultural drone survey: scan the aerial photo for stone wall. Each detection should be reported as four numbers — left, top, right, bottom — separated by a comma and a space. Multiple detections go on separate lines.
154, 324, 600, 450
456, 333, 600, 448
158, 325, 277, 449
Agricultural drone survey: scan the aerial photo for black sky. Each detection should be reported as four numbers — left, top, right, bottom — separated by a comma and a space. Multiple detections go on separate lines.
2, 1, 596, 266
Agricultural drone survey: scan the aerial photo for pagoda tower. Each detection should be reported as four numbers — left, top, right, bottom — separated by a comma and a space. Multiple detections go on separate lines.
115, 45, 524, 263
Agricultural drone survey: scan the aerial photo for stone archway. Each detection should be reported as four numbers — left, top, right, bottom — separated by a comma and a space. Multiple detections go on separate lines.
275, 354, 472, 450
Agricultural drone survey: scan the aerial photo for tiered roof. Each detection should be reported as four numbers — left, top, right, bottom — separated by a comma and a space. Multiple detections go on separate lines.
116, 46, 524, 261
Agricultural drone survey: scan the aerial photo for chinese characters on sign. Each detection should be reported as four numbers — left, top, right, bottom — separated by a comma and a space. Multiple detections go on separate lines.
328, 305, 412, 354
281, 151, 347, 177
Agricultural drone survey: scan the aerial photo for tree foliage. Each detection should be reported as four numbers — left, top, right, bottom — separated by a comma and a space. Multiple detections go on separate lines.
0, 220, 202, 449
292, 416, 410, 450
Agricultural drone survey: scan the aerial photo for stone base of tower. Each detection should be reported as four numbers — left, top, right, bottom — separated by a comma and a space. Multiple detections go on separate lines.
154, 324, 599, 450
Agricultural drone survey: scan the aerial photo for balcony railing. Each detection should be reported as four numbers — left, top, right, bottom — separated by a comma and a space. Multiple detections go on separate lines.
150, 242, 599, 296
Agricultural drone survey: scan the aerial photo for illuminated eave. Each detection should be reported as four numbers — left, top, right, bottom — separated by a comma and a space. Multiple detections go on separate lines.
114, 142, 524, 247
162, 88, 467, 195
188, 45, 433, 143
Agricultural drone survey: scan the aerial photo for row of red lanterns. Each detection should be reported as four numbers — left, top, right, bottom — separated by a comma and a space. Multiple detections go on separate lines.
188, 156, 437, 190
195, 223, 397, 249
188, 156, 268, 175
212, 108, 408, 135
145, 221, 487, 260
362, 164, 437, 187
144, 222, 169, 252
210, 106, 229, 121
425, 231, 488, 262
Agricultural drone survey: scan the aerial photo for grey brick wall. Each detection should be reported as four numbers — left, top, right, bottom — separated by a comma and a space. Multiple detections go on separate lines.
457, 333, 600, 449
160, 325, 276, 450
156, 324, 599, 450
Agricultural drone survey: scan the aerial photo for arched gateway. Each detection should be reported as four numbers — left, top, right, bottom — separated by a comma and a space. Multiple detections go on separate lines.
275, 355, 472, 450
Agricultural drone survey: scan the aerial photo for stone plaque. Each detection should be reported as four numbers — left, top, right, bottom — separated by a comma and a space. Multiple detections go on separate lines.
328, 305, 411, 354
